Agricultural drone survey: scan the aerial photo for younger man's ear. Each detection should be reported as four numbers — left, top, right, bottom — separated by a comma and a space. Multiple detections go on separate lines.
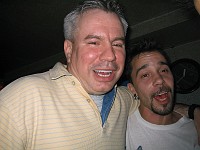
127, 83, 136, 94
64, 40, 73, 63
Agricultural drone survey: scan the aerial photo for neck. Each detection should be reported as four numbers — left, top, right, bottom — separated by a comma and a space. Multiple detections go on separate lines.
139, 106, 181, 125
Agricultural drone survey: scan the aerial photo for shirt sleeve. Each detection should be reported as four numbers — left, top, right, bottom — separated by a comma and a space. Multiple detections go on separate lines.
128, 94, 140, 116
117, 86, 140, 116
0, 104, 24, 149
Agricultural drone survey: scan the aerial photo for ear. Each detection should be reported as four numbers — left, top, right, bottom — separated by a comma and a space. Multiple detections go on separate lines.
127, 83, 137, 94
64, 40, 73, 63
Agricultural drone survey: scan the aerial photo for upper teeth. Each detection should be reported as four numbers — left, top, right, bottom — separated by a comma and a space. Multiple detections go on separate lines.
95, 70, 112, 73
158, 92, 167, 96
95, 70, 112, 77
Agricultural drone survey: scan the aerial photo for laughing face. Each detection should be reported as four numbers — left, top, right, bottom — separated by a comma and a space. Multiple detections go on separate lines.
64, 9, 126, 95
128, 51, 174, 116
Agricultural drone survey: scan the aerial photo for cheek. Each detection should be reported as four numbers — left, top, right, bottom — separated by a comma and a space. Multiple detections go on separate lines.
116, 51, 126, 64
78, 49, 98, 63
134, 79, 152, 94
163, 73, 174, 84
135, 84, 149, 100
166, 76, 174, 87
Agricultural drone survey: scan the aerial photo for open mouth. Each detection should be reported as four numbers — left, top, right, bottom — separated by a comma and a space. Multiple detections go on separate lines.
94, 70, 112, 77
154, 92, 168, 101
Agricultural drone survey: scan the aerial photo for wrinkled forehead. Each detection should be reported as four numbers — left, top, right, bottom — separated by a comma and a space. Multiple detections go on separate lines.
74, 9, 125, 40
78, 9, 124, 32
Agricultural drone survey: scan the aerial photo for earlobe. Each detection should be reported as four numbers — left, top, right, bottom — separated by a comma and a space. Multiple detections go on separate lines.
127, 83, 136, 94
64, 40, 72, 63
127, 83, 139, 100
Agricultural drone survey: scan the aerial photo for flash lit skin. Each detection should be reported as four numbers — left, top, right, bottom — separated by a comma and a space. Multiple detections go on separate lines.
128, 51, 182, 125
194, 0, 200, 14
64, 9, 126, 95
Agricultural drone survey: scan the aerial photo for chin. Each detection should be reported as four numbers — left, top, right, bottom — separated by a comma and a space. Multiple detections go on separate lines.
96, 85, 114, 94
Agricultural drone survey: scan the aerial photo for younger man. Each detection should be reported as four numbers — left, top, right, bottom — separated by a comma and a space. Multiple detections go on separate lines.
125, 39, 200, 150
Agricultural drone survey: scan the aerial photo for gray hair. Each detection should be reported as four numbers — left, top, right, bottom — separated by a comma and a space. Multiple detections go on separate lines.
63, 0, 128, 41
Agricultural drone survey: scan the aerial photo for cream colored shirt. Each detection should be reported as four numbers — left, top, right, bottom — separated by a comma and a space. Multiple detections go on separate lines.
0, 62, 139, 150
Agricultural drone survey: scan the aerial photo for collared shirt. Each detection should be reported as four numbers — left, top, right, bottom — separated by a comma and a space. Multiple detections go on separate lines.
0, 62, 139, 150
101, 87, 116, 126
90, 88, 116, 126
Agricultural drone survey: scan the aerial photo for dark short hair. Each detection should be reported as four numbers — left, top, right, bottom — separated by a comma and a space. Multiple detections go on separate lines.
125, 38, 171, 83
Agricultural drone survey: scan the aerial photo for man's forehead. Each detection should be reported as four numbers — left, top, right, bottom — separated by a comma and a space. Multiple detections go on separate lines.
132, 52, 167, 68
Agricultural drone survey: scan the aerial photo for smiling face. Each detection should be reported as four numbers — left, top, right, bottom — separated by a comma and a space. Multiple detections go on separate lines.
64, 9, 126, 95
128, 51, 174, 116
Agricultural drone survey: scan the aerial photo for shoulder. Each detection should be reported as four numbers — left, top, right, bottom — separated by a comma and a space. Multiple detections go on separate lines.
0, 71, 52, 104
117, 86, 140, 114
117, 86, 134, 101
117, 86, 131, 95
3, 71, 51, 91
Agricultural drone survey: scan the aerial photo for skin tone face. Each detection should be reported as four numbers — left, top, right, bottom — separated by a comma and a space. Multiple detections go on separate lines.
128, 51, 177, 124
64, 9, 126, 95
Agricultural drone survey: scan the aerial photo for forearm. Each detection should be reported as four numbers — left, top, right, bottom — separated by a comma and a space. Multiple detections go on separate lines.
174, 103, 189, 117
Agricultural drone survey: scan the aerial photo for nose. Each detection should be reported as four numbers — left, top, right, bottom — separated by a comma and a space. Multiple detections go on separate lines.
99, 44, 116, 62
153, 73, 165, 86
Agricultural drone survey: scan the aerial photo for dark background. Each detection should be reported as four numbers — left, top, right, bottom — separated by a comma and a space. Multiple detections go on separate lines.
1, 0, 200, 84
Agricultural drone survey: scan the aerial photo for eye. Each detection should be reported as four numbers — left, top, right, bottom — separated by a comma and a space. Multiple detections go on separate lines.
88, 41, 98, 45
141, 73, 149, 78
112, 40, 125, 48
113, 43, 123, 48
160, 68, 169, 73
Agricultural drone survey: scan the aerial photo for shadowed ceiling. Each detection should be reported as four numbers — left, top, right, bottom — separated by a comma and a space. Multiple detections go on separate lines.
1, 0, 200, 83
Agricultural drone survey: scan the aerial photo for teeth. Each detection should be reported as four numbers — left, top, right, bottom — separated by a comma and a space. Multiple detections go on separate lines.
95, 70, 112, 73
154, 92, 168, 101
98, 74, 110, 77
94, 70, 112, 77
158, 92, 167, 96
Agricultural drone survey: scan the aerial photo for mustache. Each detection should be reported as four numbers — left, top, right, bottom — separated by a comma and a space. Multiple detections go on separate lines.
92, 61, 119, 70
152, 86, 172, 97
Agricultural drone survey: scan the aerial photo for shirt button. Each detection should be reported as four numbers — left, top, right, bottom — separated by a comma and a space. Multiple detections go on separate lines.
87, 99, 90, 103
72, 81, 75, 85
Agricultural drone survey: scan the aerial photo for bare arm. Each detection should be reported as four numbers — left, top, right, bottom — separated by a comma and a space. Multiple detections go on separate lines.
174, 103, 189, 117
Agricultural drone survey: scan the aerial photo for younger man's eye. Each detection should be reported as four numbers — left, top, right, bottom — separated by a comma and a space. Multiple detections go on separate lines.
141, 73, 149, 78
161, 68, 169, 73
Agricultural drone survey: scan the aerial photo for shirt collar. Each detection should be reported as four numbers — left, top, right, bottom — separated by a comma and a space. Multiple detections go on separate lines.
49, 62, 71, 80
